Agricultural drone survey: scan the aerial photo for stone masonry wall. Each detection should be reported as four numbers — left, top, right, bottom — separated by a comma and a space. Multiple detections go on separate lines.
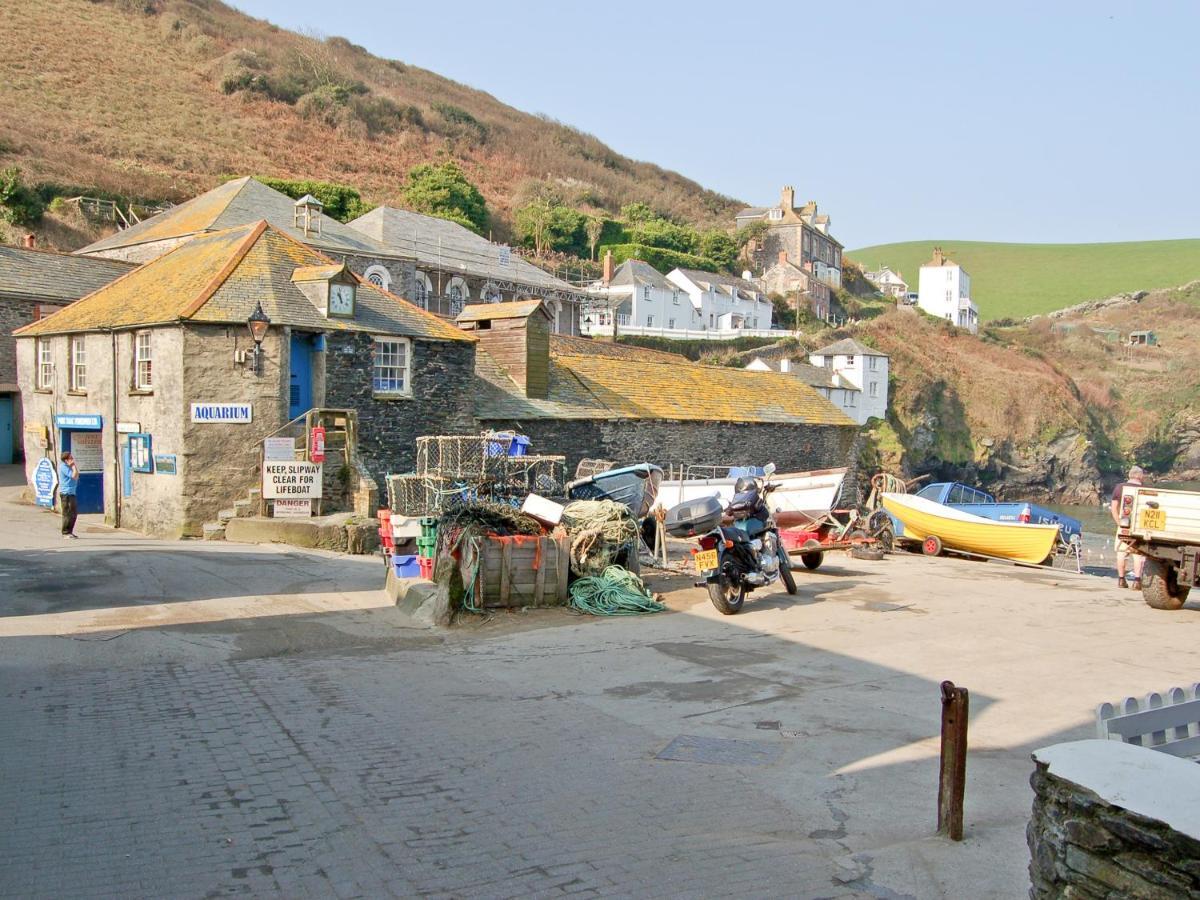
324, 333, 476, 493
1028, 758, 1200, 899
477, 417, 859, 481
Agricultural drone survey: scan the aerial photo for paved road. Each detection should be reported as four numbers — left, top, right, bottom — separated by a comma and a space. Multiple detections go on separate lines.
3, 468, 1199, 898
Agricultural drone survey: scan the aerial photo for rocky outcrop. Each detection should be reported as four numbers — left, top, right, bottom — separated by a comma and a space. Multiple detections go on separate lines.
985, 430, 1103, 504
1037, 291, 1147, 321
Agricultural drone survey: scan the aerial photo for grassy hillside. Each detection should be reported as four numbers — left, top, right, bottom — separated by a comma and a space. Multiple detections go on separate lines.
847, 239, 1200, 321
0, 0, 740, 242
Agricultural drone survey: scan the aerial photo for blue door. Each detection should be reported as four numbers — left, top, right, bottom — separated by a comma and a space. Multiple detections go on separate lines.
289, 334, 313, 420
0, 396, 12, 465
60, 429, 104, 514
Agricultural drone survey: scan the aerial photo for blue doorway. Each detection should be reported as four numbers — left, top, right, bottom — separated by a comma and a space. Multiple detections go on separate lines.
289, 333, 314, 420
60, 429, 104, 514
0, 396, 12, 465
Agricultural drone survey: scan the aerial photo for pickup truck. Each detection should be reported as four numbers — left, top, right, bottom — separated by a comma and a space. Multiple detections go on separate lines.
1117, 484, 1200, 609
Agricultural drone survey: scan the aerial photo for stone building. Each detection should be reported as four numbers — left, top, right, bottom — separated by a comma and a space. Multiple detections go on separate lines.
736, 186, 844, 313
0, 241, 133, 464
345, 206, 585, 333
76, 177, 419, 296
466, 301, 858, 473
756, 251, 832, 320
17, 220, 474, 537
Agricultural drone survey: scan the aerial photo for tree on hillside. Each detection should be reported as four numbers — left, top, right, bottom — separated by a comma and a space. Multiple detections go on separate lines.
699, 230, 739, 272
255, 176, 372, 222
585, 215, 604, 261
620, 201, 659, 224
515, 199, 586, 256
401, 161, 488, 234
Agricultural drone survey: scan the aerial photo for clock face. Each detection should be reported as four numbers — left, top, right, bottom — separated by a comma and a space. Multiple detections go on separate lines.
328, 283, 355, 317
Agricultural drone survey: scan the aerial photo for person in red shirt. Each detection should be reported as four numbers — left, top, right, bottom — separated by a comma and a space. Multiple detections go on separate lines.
1110, 465, 1146, 589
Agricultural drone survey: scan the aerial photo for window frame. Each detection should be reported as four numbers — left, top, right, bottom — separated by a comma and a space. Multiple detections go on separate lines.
36, 337, 53, 391
69, 335, 87, 393
132, 330, 153, 392
646, 314, 655, 328
371, 336, 412, 397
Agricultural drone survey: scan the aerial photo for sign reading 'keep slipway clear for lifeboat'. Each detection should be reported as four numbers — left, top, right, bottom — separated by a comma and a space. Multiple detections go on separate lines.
262, 461, 323, 499
190, 403, 252, 424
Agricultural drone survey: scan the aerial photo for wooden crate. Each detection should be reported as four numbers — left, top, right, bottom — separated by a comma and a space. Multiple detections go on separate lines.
467, 534, 570, 608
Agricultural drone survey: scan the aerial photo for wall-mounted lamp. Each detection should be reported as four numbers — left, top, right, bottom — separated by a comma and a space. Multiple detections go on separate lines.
247, 302, 271, 374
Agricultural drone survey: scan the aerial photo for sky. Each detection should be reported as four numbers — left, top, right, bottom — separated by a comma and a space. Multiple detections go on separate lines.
229, 0, 1200, 248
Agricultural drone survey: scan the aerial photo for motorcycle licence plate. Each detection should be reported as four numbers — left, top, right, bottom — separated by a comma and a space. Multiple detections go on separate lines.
1140, 508, 1167, 530
694, 549, 718, 574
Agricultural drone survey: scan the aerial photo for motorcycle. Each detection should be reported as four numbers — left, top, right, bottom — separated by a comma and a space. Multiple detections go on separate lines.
664, 463, 798, 615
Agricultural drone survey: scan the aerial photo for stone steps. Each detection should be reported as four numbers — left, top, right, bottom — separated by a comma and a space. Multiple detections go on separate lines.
233, 498, 255, 518
217, 508, 236, 524
202, 522, 226, 541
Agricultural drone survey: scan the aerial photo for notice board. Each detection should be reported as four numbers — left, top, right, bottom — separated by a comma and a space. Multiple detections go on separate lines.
262, 461, 323, 499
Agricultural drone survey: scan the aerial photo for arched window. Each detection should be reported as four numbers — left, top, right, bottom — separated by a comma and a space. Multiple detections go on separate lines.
364, 265, 391, 291
446, 277, 470, 314
482, 283, 502, 303
413, 271, 433, 309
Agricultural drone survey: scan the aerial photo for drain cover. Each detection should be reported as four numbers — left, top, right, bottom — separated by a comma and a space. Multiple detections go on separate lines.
656, 734, 784, 766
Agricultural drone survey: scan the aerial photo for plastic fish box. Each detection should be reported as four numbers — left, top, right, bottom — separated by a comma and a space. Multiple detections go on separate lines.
521, 493, 564, 527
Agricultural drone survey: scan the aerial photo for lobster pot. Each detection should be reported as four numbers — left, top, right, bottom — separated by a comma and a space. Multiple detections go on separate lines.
466, 534, 571, 608
387, 474, 454, 517
665, 496, 724, 538
496, 455, 567, 500
415, 435, 500, 480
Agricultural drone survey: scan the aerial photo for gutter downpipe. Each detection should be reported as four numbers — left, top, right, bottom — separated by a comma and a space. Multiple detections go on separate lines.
108, 328, 121, 530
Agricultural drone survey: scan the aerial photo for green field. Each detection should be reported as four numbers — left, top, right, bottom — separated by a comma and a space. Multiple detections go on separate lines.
847, 239, 1200, 321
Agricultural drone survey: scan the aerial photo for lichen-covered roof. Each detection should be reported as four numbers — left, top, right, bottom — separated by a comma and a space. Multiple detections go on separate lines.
456, 298, 547, 323
475, 335, 855, 426
291, 263, 345, 283
77, 177, 396, 257
0, 245, 134, 304
811, 338, 885, 358
17, 222, 472, 343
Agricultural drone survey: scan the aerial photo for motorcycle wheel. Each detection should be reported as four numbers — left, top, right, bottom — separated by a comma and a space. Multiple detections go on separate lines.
778, 544, 797, 595
707, 574, 745, 615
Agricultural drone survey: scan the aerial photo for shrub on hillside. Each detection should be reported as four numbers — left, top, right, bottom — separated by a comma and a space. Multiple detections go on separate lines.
432, 103, 488, 144
402, 162, 488, 234
253, 176, 373, 222
0, 168, 45, 226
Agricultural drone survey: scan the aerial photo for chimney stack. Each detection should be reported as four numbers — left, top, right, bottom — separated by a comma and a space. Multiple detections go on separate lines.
780, 185, 795, 212
777, 250, 788, 266
602, 249, 614, 285
23, 233, 35, 249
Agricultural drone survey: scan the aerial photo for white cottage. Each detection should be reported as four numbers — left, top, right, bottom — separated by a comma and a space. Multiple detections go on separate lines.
917, 247, 979, 332
807, 338, 889, 425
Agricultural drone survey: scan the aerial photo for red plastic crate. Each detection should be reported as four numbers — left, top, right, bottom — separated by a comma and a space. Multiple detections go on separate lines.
418, 556, 434, 580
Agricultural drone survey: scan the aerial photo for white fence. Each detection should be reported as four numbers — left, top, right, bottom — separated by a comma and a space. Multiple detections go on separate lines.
580, 322, 784, 341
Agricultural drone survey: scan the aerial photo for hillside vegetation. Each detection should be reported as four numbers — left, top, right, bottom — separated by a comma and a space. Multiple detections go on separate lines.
0, 0, 739, 244
848, 239, 1200, 321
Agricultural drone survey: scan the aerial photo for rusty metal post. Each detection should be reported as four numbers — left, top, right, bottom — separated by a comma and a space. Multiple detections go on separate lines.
937, 680, 969, 841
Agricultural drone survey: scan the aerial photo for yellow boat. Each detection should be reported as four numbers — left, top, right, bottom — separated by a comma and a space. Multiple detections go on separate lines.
881, 492, 1060, 564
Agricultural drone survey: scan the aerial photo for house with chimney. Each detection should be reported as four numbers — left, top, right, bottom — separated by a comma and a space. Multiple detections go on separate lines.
864, 265, 908, 299
745, 338, 889, 426
467, 299, 857, 473
0, 240, 134, 464
917, 247, 979, 333
583, 255, 775, 339
736, 186, 844, 315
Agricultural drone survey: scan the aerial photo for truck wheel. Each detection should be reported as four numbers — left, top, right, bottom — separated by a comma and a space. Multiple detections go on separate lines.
922, 535, 943, 557
800, 539, 824, 570
1142, 558, 1191, 611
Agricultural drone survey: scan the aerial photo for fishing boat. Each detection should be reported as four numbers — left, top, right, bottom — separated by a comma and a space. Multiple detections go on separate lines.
881, 492, 1060, 564
566, 464, 663, 519
658, 466, 848, 529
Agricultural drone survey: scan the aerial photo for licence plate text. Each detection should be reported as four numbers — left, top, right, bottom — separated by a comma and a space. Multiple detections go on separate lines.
694, 549, 718, 573
1140, 508, 1167, 530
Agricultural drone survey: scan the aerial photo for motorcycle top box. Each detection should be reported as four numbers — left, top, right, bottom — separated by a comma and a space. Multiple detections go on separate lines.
665, 496, 723, 537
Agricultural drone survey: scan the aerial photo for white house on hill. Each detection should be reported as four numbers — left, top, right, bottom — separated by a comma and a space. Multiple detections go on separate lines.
917, 247, 979, 333
864, 265, 908, 299
745, 356, 863, 421
807, 338, 889, 425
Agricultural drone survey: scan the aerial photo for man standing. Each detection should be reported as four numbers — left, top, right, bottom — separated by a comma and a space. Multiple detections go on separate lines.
1110, 465, 1146, 589
58, 451, 79, 539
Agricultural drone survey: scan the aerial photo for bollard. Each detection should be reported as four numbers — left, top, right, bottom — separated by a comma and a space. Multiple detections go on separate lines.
937, 680, 969, 841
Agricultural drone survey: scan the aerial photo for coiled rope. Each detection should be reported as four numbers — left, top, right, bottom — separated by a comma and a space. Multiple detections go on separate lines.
568, 565, 666, 616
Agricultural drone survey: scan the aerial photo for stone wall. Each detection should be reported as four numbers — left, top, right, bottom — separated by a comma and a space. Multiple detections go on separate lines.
477, 417, 859, 481
1028, 740, 1200, 899
330, 251, 416, 303
324, 333, 476, 491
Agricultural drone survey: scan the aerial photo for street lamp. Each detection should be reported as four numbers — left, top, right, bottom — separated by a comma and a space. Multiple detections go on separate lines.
247, 302, 270, 374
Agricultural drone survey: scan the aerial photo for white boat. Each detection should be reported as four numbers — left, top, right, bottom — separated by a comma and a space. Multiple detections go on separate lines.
659, 466, 847, 528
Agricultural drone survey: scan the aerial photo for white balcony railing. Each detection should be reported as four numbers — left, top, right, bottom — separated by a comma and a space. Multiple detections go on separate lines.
580, 322, 782, 341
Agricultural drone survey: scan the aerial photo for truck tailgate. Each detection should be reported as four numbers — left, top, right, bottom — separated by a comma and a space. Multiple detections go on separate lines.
1129, 488, 1200, 544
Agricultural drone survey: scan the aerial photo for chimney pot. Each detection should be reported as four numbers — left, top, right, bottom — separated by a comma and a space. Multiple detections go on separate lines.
780, 185, 795, 211
602, 249, 613, 285
23, 233, 35, 249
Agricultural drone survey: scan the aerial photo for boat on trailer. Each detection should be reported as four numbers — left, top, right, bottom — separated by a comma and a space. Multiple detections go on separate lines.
658, 465, 848, 529
881, 492, 1060, 564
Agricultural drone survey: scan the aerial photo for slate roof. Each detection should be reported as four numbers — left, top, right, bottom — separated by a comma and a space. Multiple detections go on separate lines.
608, 259, 675, 291
77, 177, 396, 258
347, 206, 581, 295
752, 358, 839, 389
735, 207, 769, 219
17, 222, 471, 343
456, 298, 548, 323
474, 334, 854, 426
0, 245, 134, 304
671, 267, 763, 296
811, 338, 885, 358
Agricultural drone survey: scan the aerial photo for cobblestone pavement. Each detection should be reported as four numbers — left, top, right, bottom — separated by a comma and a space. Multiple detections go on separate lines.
6, 472, 1198, 898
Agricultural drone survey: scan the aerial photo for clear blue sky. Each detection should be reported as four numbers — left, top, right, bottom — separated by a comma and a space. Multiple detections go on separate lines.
230, 0, 1199, 248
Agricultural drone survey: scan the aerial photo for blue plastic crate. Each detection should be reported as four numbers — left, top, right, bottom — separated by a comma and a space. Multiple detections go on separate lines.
485, 432, 514, 457
391, 555, 421, 578
508, 435, 531, 457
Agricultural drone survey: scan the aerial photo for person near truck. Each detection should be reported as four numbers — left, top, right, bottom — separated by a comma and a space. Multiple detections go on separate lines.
58, 451, 80, 539
1110, 465, 1146, 589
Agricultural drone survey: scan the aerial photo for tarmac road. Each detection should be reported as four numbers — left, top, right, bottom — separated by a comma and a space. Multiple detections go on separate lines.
2, 465, 1199, 898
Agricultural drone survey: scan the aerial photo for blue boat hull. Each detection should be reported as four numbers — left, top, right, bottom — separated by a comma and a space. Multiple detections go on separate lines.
566, 464, 663, 519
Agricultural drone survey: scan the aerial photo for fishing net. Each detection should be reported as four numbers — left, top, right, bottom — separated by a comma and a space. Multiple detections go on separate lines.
568, 565, 665, 616
561, 499, 639, 576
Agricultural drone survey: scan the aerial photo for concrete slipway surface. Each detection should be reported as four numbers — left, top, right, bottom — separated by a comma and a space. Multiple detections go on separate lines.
2, 464, 1198, 899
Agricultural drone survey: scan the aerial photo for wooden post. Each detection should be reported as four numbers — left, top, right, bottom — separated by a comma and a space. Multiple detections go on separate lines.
938, 680, 968, 841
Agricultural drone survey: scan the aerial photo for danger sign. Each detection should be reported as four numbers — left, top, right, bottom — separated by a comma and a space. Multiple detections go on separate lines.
263, 461, 323, 499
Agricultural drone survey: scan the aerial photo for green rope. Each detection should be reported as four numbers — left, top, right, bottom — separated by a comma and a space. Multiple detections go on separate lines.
568, 565, 666, 616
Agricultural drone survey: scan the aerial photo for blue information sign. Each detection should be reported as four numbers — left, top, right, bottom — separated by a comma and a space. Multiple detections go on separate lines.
54, 414, 103, 430
33, 457, 57, 508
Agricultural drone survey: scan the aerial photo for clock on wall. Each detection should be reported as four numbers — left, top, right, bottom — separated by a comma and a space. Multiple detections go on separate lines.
328, 282, 356, 317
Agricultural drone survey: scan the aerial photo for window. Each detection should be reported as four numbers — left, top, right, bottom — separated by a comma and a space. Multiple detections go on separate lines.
668, 318, 676, 329
483, 283, 502, 303
868, 356, 878, 370
36, 338, 53, 390
948, 484, 966, 504
768, 208, 783, 220
846, 355, 855, 365
70, 336, 87, 392
672, 291, 680, 305
845, 391, 857, 407
869, 382, 878, 398
134, 331, 152, 391
372, 337, 411, 395
946, 289, 953, 302
363, 265, 391, 291
646, 315, 655, 327
414, 272, 432, 309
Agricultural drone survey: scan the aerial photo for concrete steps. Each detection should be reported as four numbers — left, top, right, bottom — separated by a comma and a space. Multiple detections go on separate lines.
233, 498, 255, 518
202, 523, 226, 541
217, 508, 236, 524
